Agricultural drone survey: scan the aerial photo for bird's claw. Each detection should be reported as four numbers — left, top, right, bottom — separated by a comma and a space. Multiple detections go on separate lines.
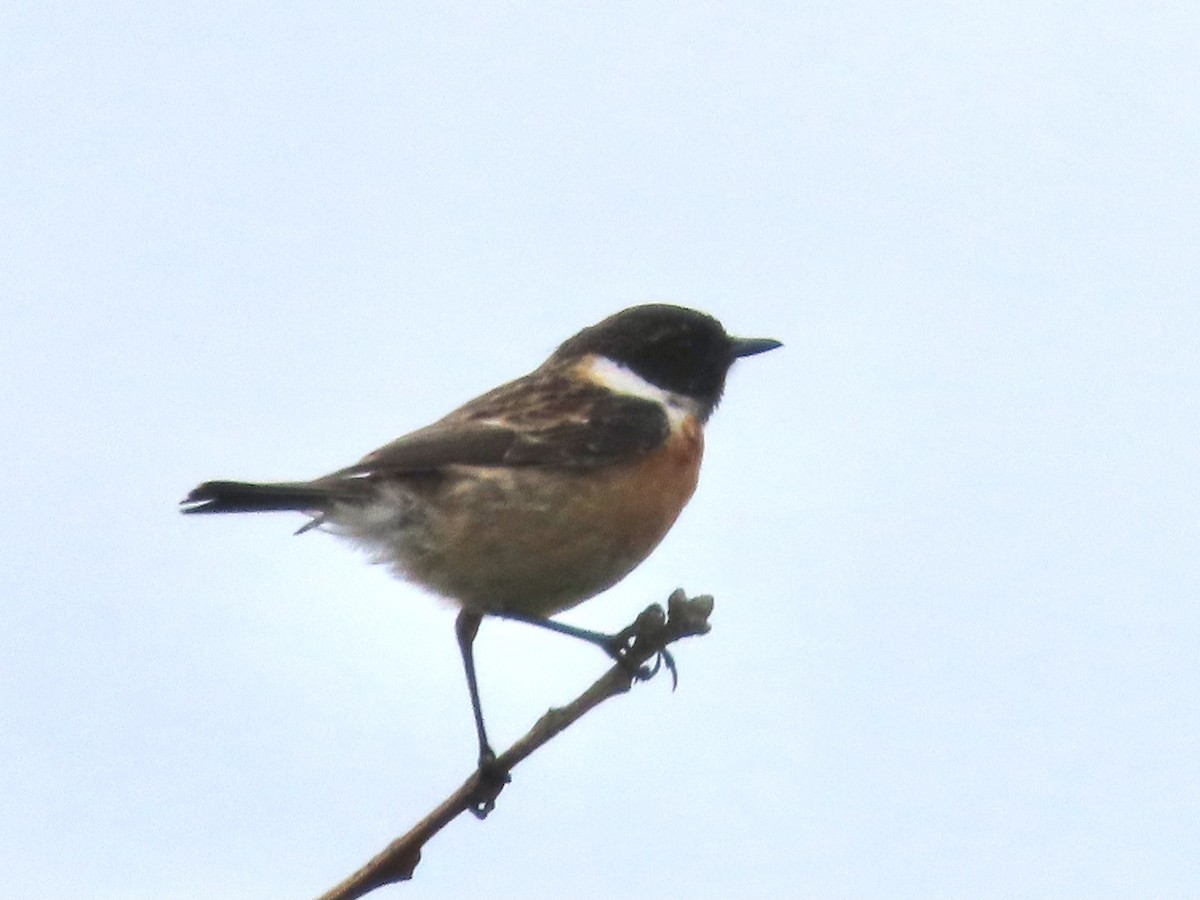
629, 647, 678, 689
602, 606, 679, 689
467, 750, 511, 819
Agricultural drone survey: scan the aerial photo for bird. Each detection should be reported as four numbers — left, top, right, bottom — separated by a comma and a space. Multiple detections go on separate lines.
181, 303, 780, 805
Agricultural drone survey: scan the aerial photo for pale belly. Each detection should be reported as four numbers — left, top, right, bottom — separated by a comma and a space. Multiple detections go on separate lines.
331, 439, 702, 616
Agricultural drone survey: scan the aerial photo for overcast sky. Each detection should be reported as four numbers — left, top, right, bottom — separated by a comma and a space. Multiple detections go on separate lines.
3, 3, 1198, 898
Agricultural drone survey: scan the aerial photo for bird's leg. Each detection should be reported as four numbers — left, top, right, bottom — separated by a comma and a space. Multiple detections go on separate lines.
488, 608, 676, 685
454, 609, 510, 818
454, 609, 492, 763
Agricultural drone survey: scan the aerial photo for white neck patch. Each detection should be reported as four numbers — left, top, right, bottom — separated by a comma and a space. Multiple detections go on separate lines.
581, 354, 699, 428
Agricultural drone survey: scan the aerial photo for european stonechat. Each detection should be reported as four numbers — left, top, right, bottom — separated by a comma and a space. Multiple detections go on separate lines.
182, 304, 780, 787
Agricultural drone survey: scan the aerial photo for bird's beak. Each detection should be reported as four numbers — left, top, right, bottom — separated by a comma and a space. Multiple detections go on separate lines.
729, 336, 783, 358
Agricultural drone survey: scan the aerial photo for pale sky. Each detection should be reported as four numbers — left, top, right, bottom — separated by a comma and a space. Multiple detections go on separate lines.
3, 3, 1198, 898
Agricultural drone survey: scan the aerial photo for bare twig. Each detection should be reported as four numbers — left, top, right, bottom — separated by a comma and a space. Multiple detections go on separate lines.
314, 589, 714, 900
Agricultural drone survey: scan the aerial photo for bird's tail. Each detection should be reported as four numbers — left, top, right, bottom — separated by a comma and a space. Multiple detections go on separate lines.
180, 479, 340, 515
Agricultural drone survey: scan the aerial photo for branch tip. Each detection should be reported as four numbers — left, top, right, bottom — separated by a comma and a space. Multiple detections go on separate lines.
314, 589, 715, 900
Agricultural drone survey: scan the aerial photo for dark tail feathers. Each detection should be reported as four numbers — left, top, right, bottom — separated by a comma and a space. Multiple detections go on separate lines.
180, 480, 335, 515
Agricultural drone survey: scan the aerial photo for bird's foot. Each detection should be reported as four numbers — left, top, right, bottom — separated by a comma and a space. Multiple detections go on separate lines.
466, 748, 511, 820
601, 604, 679, 689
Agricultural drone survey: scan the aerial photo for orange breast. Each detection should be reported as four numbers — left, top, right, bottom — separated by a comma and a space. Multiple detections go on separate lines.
600, 414, 704, 559
380, 415, 706, 616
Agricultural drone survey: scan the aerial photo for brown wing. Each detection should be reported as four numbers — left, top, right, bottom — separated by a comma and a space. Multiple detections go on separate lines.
326, 367, 670, 479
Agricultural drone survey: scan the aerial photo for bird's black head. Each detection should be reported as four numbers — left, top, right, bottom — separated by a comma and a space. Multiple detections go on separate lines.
554, 304, 781, 418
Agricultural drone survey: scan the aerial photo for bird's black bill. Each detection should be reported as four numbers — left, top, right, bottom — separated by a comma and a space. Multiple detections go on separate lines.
729, 336, 783, 358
